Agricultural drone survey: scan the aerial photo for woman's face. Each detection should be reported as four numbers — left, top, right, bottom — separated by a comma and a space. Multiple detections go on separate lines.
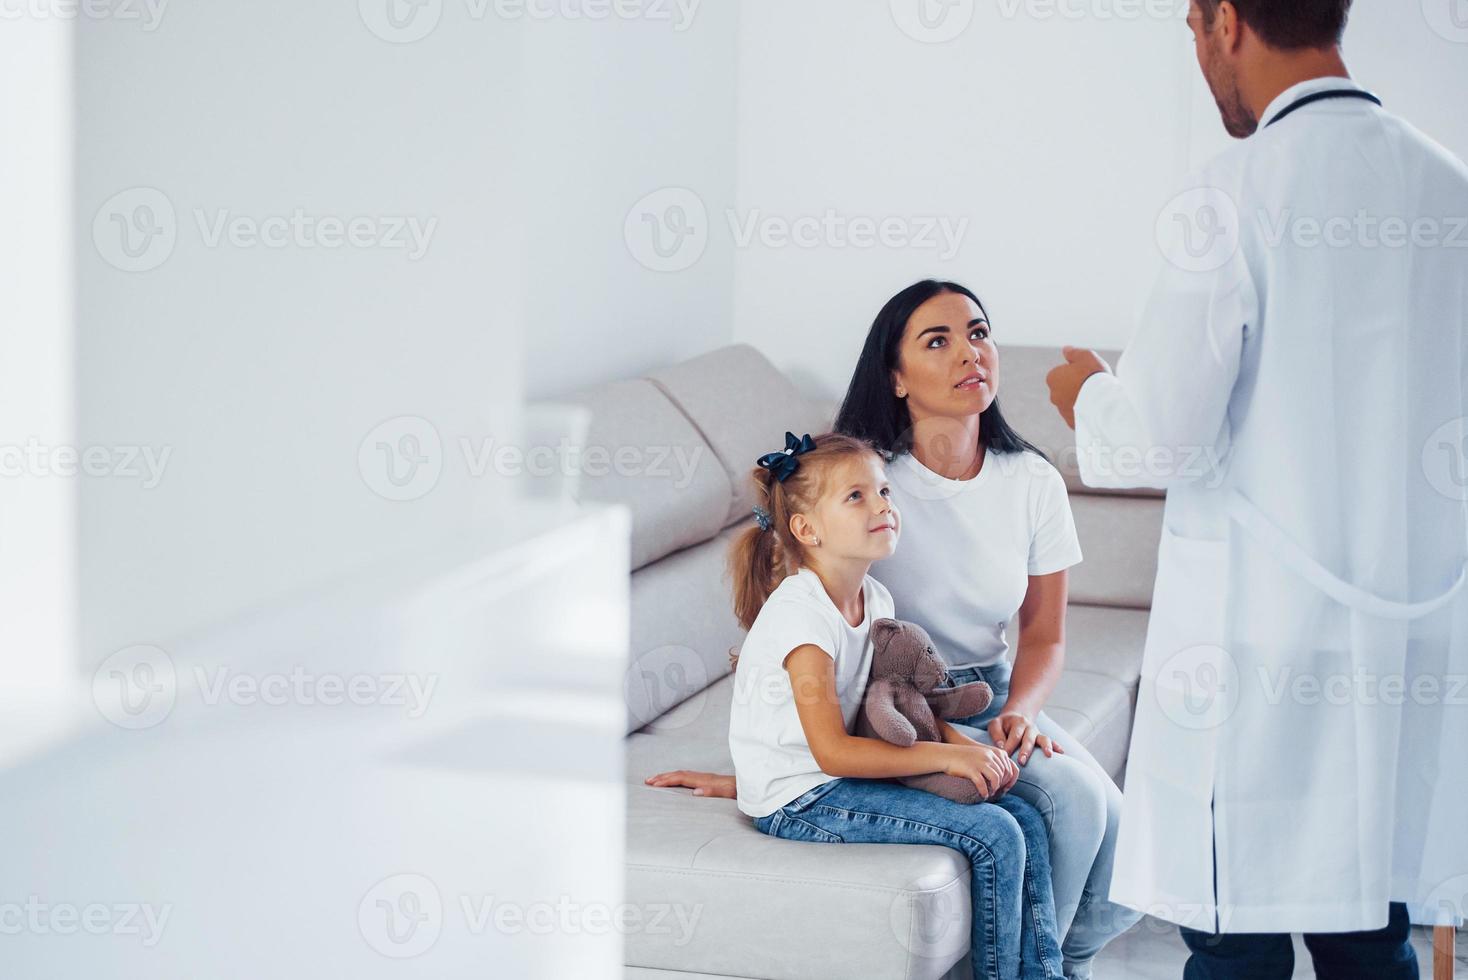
890, 290, 998, 424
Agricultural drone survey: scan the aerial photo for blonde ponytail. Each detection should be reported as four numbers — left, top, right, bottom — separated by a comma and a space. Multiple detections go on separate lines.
726, 431, 881, 631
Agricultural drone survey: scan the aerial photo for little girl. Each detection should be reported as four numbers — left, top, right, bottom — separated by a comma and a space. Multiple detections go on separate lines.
722, 430, 1064, 980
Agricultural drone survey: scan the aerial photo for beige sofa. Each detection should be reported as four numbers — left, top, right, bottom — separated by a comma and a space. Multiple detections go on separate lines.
546, 344, 1163, 980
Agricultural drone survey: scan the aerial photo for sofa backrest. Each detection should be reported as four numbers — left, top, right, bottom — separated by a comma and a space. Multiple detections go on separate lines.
550, 378, 734, 572
994, 345, 1163, 610
537, 346, 830, 733
533, 343, 1164, 734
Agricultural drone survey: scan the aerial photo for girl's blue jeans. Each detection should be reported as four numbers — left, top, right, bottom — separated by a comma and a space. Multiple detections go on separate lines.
753, 777, 1065, 980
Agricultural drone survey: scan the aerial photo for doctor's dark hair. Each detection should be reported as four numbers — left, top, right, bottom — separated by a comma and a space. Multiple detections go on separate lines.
1194, 0, 1352, 50
728, 432, 883, 632
834, 279, 1048, 464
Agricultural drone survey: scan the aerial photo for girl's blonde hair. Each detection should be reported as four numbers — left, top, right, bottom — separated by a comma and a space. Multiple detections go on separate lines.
727, 432, 883, 631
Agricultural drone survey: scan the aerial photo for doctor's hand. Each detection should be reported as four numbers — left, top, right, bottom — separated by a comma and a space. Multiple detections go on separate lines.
1045, 347, 1111, 430
988, 712, 1064, 767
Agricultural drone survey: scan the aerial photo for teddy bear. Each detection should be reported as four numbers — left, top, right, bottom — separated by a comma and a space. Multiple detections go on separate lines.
855, 618, 996, 804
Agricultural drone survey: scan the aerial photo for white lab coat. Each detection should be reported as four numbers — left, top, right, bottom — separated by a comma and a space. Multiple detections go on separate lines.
1075, 76, 1468, 934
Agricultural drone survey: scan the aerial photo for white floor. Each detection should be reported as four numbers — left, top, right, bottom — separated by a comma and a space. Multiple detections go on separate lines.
1092, 917, 1464, 979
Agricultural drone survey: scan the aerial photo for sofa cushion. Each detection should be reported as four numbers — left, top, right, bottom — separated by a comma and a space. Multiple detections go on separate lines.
555, 379, 733, 570
645, 345, 834, 527
1068, 494, 1164, 609
1060, 603, 1149, 690
618, 343, 1156, 978
626, 675, 972, 980
1043, 604, 1149, 781
625, 527, 746, 735
1042, 670, 1133, 783
995, 345, 1163, 502
624, 596, 1151, 976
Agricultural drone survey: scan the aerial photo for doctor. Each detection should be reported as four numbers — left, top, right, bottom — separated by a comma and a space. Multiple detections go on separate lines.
1046, 1, 1468, 978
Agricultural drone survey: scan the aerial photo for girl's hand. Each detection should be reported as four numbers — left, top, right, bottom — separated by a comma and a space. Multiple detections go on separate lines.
645, 770, 737, 799
945, 743, 1019, 800
987, 712, 1064, 766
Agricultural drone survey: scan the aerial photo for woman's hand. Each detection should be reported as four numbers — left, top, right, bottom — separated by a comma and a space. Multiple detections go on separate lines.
987, 712, 1064, 766
644, 770, 737, 799
944, 743, 1019, 800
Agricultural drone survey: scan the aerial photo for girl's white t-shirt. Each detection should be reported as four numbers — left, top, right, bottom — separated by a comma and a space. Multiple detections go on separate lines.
871, 449, 1083, 670
727, 567, 896, 818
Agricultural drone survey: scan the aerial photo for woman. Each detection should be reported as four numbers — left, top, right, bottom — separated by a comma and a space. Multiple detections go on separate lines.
648, 280, 1140, 980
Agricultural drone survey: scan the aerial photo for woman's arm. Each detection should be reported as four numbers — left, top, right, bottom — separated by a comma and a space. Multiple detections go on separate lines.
988, 569, 1069, 765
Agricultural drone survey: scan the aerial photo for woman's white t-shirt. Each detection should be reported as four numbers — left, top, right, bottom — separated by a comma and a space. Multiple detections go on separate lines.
727, 567, 896, 818
871, 449, 1083, 670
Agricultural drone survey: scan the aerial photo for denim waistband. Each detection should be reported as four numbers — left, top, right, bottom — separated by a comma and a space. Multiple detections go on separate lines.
944, 659, 1012, 688
783, 778, 844, 814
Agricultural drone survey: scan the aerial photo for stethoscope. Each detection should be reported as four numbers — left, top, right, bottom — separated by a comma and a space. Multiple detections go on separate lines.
1264, 88, 1382, 128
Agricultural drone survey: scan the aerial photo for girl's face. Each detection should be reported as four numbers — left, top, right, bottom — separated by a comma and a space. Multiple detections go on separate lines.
890, 290, 999, 424
799, 454, 900, 563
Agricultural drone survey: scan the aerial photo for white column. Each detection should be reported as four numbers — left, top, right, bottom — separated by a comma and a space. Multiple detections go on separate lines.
0, 12, 78, 709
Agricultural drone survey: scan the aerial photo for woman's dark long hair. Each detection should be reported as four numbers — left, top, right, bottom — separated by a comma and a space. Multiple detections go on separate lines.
834, 279, 1049, 462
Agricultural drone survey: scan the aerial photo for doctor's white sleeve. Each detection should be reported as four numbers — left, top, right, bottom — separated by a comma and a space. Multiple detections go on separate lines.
1074, 197, 1258, 491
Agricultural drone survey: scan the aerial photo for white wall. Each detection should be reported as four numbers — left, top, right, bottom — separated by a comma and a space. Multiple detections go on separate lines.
76, 3, 526, 666
518, 2, 740, 400
57, 0, 1468, 664
29, 0, 735, 678
730, 0, 1468, 402
1343, 1, 1468, 163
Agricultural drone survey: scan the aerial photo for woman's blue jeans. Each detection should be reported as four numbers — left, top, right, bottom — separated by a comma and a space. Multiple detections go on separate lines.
753, 777, 1065, 980
941, 659, 1142, 979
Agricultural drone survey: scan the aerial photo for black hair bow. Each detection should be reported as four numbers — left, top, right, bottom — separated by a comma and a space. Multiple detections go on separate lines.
757, 432, 817, 483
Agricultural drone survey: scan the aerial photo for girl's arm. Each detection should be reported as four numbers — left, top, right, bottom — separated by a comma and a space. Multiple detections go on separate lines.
641, 719, 1023, 800
938, 720, 1019, 793
645, 771, 737, 798
787, 645, 1014, 796
644, 645, 1022, 800
990, 569, 1069, 765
